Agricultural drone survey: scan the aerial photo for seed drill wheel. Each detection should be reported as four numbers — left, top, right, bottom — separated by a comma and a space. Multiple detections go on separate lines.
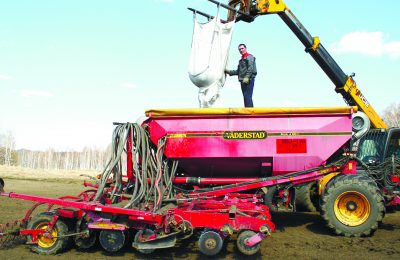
236, 230, 261, 256
99, 230, 126, 252
198, 230, 223, 256
134, 229, 156, 254
74, 232, 96, 249
27, 212, 69, 254
320, 175, 385, 237
74, 218, 96, 249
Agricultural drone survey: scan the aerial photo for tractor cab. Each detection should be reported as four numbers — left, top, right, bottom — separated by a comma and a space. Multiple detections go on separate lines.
357, 128, 400, 166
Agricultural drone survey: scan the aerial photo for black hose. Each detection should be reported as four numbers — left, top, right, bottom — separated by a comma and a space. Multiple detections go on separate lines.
93, 123, 178, 211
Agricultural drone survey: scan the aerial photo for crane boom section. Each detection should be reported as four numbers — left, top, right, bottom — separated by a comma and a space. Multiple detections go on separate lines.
340, 77, 387, 128
228, 0, 387, 129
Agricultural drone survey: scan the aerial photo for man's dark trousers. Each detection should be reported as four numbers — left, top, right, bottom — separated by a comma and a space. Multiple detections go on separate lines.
241, 78, 255, 107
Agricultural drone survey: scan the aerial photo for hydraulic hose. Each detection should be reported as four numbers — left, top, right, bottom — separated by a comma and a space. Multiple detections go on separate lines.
93, 123, 178, 211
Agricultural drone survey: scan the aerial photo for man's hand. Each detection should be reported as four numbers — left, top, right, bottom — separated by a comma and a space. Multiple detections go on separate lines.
224, 69, 231, 76
242, 77, 250, 84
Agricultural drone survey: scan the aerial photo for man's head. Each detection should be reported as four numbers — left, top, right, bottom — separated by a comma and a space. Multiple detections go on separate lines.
238, 44, 247, 55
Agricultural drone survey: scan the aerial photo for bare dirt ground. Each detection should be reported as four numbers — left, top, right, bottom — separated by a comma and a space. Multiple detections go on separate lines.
0, 167, 400, 260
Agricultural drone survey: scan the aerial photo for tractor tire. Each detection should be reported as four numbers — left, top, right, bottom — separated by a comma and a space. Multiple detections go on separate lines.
265, 186, 295, 212
264, 186, 279, 212
320, 175, 385, 237
295, 182, 318, 212
27, 212, 70, 254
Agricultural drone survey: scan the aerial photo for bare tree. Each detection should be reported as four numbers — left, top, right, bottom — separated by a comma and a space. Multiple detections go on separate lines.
17, 146, 110, 170
0, 131, 16, 166
382, 102, 400, 127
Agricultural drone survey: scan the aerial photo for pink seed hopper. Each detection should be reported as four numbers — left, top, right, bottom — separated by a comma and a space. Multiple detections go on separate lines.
144, 106, 356, 178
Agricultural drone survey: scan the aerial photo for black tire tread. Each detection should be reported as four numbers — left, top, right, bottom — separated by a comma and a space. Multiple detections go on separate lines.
320, 175, 385, 237
27, 212, 69, 254
295, 182, 318, 212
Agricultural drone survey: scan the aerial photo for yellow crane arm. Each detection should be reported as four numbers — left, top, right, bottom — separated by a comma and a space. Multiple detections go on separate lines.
227, 0, 387, 129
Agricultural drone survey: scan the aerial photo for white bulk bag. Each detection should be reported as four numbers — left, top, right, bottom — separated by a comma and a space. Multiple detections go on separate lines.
188, 13, 235, 108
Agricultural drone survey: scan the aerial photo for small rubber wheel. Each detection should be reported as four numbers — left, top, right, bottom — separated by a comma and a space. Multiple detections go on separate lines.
198, 230, 223, 256
134, 229, 155, 254
99, 230, 125, 252
27, 212, 70, 255
236, 230, 261, 256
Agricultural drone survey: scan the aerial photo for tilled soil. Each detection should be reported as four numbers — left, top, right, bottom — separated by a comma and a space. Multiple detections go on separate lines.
0, 178, 399, 260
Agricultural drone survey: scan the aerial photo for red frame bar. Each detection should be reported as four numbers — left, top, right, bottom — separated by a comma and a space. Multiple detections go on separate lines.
171, 208, 274, 231
0, 192, 164, 225
188, 162, 353, 197
172, 177, 258, 185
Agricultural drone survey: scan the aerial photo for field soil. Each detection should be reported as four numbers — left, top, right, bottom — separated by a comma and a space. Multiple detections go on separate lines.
0, 166, 400, 259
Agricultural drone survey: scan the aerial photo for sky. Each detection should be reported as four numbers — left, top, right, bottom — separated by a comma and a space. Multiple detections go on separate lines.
0, 0, 399, 151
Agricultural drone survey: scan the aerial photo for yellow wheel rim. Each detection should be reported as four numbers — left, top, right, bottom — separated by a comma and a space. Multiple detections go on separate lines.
35, 222, 58, 248
334, 191, 370, 226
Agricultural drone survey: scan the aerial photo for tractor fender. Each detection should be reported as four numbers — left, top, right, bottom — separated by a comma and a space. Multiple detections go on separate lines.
318, 172, 342, 195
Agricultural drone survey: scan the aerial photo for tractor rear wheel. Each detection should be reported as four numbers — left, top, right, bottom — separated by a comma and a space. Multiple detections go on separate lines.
320, 175, 385, 237
264, 186, 279, 212
27, 212, 70, 254
295, 182, 318, 212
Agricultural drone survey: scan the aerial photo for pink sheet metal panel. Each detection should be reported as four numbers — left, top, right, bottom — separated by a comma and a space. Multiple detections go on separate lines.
144, 107, 355, 177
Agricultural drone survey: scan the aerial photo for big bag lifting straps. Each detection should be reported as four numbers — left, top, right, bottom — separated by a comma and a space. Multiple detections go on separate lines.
188, 8, 235, 108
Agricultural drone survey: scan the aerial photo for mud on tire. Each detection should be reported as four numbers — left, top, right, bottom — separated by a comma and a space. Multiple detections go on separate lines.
27, 212, 70, 254
320, 175, 385, 237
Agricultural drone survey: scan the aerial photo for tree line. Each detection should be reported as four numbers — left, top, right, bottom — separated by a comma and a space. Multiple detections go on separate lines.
0, 131, 110, 170
16, 147, 111, 171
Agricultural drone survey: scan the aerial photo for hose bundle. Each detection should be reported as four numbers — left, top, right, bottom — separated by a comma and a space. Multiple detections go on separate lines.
93, 123, 178, 211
